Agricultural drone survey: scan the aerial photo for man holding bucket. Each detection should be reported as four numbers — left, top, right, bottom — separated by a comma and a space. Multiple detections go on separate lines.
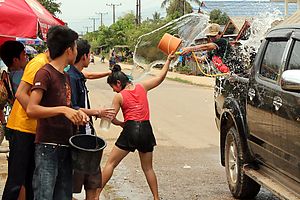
66, 39, 115, 200
181, 23, 232, 73
26, 26, 89, 200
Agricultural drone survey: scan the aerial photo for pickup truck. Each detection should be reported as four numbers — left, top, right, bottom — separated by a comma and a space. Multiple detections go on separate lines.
214, 24, 300, 199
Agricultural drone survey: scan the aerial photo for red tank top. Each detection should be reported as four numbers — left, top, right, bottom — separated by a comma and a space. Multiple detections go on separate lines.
120, 84, 150, 122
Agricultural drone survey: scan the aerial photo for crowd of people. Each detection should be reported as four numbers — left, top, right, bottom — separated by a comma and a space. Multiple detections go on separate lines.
0, 25, 176, 200
0, 21, 233, 200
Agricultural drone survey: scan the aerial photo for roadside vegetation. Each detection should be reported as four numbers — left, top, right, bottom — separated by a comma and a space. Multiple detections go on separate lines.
39, 0, 229, 58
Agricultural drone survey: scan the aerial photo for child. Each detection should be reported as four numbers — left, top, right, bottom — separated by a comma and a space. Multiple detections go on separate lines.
96, 52, 175, 200
67, 39, 115, 200
26, 26, 89, 200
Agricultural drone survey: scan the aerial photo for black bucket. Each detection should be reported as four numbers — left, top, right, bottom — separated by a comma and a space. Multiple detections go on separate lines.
69, 134, 106, 173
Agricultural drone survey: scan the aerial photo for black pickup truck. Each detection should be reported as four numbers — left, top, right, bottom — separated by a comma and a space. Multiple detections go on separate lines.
214, 24, 300, 199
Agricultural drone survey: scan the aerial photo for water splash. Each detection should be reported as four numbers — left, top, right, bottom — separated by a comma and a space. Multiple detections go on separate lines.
130, 9, 284, 79
226, 9, 283, 74
131, 13, 209, 81
240, 9, 283, 50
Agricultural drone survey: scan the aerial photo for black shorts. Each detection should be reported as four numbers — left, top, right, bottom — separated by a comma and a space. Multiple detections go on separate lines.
72, 168, 101, 193
115, 120, 156, 153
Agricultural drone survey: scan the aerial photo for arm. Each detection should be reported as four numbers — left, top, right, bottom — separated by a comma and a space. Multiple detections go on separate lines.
141, 53, 175, 91
111, 93, 124, 127
82, 70, 111, 80
15, 80, 31, 110
79, 107, 115, 120
27, 89, 88, 125
181, 43, 217, 55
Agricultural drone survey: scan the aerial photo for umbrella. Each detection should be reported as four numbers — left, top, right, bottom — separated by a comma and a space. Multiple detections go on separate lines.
0, 0, 65, 40
16, 37, 44, 45
25, 45, 38, 54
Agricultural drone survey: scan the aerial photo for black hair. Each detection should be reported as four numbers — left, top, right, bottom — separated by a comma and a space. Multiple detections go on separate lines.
75, 39, 91, 64
107, 64, 130, 89
46, 26, 78, 60
0, 41, 25, 67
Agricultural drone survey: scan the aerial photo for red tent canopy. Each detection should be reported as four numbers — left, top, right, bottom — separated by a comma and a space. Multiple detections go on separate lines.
0, 0, 65, 40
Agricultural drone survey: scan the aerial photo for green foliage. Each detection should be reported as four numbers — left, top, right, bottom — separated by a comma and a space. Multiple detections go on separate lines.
163, 0, 202, 20
166, 0, 192, 20
84, 12, 168, 53
209, 9, 230, 25
37, 0, 61, 16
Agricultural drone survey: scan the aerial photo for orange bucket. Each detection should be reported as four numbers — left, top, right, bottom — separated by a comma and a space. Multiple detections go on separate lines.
157, 33, 182, 55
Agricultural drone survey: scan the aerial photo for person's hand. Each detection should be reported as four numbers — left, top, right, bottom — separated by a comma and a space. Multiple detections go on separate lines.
64, 107, 89, 125
180, 47, 193, 55
167, 51, 176, 61
78, 110, 89, 125
97, 107, 116, 120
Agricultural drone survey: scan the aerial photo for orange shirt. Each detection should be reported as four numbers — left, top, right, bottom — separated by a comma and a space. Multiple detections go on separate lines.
6, 53, 49, 133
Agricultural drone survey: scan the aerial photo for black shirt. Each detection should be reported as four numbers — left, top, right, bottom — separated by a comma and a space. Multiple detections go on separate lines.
208, 38, 231, 60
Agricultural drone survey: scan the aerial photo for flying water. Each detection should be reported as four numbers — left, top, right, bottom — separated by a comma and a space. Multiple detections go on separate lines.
131, 13, 209, 81
225, 9, 283, 75
130, 9, 283, 80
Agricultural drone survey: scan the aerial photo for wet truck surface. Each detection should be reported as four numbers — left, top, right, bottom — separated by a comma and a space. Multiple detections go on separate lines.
214, 24, 300, 200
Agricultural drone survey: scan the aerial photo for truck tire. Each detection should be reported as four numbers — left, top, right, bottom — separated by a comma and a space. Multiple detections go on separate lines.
225, 127, 261, 199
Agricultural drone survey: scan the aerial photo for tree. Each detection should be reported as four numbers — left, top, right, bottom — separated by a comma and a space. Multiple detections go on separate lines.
209, 9, 229, 25
152, 12, 162, 22
37, 0, 61, 16
161, 0, 202, 8
161, 0, 201, 17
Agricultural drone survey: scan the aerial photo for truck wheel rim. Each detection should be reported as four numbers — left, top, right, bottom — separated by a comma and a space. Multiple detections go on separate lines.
228, 141, 238, 184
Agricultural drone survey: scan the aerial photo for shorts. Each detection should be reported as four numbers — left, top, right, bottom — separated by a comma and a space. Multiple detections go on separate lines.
72, 168, 101, 193
115, 120, 156, 153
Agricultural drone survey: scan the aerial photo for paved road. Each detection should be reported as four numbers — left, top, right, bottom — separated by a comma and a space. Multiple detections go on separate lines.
86, 60, 279, 200
0, 59, 278, 200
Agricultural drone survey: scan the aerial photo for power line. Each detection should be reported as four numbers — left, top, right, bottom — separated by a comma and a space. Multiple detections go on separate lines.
89, 17, 99, 32
106, 3, 121, 24
95, 12, 108, 27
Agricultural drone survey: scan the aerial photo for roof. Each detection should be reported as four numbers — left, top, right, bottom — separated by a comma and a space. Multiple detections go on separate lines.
196, 1, 298, 16
114, 45, 129, 48
279, 9, 300, 25
230, 16, 254, 30
271, 0, 298, 2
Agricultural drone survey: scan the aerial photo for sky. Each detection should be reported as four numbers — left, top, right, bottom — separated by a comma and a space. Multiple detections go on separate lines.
57, 0, 272, 34
57, 0, 167, 34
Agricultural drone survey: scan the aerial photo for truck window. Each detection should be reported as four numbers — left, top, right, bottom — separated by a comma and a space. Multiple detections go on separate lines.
287, 40, 300, 70
260, 40, 287, 81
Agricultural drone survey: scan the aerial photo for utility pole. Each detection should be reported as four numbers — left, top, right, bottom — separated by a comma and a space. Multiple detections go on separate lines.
183, 0, 185, 15
83, 26, 92, 34
89, 17, 98, 32
106, 3, 121, 24
136, 0, 139, 25
135, 0, 141, 25
139, 0, 141, 24
96, 12, 108, 27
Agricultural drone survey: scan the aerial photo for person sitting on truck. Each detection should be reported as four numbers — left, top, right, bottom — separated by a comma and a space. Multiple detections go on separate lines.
181, 23, 232, 73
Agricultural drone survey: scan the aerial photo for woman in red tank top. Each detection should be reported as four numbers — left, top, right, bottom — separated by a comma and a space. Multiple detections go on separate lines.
96, 53, 175, 199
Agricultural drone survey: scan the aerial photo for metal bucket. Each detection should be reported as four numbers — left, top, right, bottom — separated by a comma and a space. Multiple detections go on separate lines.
69, 134, 106, 173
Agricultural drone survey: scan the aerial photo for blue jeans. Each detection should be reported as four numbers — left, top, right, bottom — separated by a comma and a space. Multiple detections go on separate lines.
33, 144, 72, 200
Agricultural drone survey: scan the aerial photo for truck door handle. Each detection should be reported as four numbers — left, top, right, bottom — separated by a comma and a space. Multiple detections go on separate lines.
248, 88, 255, 101
273, 96, 282, 111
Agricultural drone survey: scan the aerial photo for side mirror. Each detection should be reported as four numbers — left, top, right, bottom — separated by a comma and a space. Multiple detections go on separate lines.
281, 70, 300, 91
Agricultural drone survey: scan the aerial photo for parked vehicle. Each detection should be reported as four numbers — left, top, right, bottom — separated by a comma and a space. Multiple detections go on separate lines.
214, 24, 300, 199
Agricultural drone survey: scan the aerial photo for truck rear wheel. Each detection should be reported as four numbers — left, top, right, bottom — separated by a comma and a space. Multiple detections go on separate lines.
225, 127, 260, 199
